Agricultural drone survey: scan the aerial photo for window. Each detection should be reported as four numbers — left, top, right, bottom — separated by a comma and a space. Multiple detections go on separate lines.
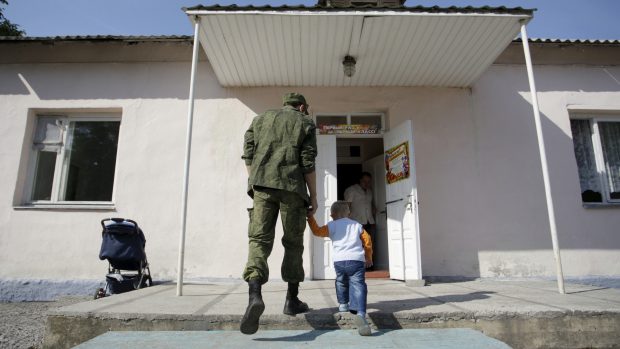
27, 114, 121, 204
570, 117, 620, 204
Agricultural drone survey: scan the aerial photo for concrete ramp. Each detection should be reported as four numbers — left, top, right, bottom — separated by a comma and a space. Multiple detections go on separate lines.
74, 329, 511, 349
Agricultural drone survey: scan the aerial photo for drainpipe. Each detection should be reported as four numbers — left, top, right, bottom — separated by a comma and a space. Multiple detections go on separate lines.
177, 16, 201, 297
520, 22, 565, 294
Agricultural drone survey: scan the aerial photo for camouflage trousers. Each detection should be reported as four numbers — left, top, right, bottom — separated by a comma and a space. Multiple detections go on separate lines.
242, 187, 307, 284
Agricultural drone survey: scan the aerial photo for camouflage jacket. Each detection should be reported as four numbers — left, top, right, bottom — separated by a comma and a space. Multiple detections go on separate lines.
242, 105, 317, 202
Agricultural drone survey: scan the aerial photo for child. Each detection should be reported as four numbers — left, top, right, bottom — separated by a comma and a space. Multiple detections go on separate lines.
307, 201, 373, 336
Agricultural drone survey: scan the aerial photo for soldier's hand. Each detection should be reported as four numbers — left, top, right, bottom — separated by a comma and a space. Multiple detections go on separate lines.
307, 196, 318, 217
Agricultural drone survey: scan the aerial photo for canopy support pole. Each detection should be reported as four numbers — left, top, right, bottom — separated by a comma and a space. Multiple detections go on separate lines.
177, 17, 201, 297
520, 22, 565, 294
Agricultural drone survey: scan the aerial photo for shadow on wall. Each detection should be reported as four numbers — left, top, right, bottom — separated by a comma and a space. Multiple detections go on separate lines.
0, 71, 29, 95
470, 84, 620, 251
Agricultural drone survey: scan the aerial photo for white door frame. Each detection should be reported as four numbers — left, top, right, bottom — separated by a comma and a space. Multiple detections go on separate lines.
312, 135, 338, 279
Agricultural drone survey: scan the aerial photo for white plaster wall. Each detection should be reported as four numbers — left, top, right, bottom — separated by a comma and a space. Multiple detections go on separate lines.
415, 64, 620, 278
1, 59, 619, 282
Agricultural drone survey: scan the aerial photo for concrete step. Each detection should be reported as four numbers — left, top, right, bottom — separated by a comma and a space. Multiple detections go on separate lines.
44, 279, 620, 349
73, 329, 512, 349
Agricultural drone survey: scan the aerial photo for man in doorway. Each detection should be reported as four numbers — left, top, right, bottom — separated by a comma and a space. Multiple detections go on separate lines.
344, 172, 377, 269
240, 92, 318, 335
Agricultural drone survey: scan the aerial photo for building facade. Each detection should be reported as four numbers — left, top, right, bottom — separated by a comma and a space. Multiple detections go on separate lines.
1, 6, 619, 289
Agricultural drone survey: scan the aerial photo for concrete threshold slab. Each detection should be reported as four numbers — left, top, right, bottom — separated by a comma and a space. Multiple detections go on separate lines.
44, 279, 620, 349
74, 329, 511, 349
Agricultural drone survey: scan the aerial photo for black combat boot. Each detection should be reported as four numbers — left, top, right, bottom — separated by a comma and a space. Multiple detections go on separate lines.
283, 282, 309, 315
240, 279, 265, 334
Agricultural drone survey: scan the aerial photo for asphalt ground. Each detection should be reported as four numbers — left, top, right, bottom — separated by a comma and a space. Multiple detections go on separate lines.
0, 296, 89, 349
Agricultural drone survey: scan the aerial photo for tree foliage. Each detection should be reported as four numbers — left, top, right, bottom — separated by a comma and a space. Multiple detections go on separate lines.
0, 0, 25, 36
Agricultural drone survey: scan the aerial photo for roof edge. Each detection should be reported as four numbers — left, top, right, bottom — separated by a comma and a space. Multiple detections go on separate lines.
0, 35, 193, 42
515, 38, 620, 45
3, 36, 618, 45
182, 4, 535, 16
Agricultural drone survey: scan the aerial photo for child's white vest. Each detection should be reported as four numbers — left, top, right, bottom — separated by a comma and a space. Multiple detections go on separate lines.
327, 218, 366, 263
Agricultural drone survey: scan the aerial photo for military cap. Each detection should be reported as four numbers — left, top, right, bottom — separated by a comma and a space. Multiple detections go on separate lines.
282, 92, 307, 106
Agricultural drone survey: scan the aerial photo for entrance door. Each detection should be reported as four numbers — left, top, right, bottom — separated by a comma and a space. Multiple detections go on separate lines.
312, 135, 337, 279
383, 120, 422, 281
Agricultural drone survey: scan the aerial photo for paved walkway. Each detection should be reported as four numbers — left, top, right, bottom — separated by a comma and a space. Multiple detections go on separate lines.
46, 279, 620, 349
74, 329, 512, 349
55, 279, 620, 317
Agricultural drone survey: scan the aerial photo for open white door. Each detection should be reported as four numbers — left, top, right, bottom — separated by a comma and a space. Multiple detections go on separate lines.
312, 135, 337, 279
383, 120, 422, 282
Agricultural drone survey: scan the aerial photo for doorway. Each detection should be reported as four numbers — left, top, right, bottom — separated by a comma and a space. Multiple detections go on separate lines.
336, 138, 389, 277
313, 120, 422, 282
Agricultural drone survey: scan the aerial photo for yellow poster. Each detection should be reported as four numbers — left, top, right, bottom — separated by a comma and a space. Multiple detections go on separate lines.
385, 141, 410, 184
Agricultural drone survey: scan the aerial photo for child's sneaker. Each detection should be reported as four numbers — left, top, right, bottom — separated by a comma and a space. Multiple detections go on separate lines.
353, 314, 371, 336
338, 303, 349, 312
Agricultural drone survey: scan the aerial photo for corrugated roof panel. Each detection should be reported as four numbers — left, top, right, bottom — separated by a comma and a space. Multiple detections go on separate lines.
345, 16, 364, 87
192, 11, 529, 87
389, 16, 424, 86
215, 15, 245, 86
424, 16, 486, 87
305, 16, 320, 85
373, 16, 407, 85
281, 15, 298, 86
316, 15, 332, 85
406, 16, 443, 85
328, 17, 350, 86
449, 17, 505, 86
458, 17, 522, 86
433, 16, 477, 85
197, 19, 233, 86
220, 15, 254, 85
431, 17, 477, 86
417, 16, 463, 85
367, 16, 397, 86
242, 15, 269, 85
434, 15, 489, 87
397, 16, 434, 86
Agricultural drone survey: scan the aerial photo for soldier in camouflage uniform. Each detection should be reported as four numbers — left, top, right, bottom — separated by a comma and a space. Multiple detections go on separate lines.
240, 93, 318, 335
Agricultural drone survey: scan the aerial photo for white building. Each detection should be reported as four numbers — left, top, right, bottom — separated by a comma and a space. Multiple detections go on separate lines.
0, 3, 619, 295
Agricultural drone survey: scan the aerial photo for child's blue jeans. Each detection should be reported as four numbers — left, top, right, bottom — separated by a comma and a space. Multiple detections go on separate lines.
334, 260, 367, 314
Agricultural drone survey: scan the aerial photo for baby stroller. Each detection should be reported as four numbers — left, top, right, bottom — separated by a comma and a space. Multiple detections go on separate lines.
94, 218, 152, 299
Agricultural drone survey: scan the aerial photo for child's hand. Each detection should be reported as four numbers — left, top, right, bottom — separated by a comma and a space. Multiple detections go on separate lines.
365, 260, 373, 269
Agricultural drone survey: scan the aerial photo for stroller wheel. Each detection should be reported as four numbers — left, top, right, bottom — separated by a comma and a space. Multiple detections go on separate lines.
94, 288, 106, 299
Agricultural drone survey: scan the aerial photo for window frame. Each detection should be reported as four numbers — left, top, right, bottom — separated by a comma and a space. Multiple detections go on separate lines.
23, 113, 121, 208
570, 114, 620, 205
314, 112, 385, 138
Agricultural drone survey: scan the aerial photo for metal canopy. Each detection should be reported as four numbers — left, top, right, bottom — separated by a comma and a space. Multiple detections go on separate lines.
177, 5, 566, 296
184, 7, 532, 87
